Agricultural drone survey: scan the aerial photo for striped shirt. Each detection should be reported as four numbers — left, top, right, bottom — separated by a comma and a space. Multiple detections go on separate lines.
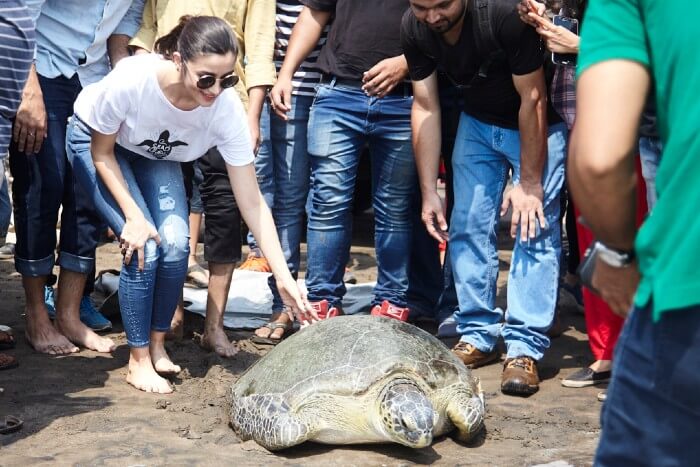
275, 0, 328, 96
0, 1, 36, 157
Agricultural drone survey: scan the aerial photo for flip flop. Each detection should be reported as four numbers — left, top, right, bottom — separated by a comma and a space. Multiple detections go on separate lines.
186, 264, 209, 289
250, 322, 293, 346
0, 354, 17, 371
0, 416, 23, 435
0, 330, 14, 350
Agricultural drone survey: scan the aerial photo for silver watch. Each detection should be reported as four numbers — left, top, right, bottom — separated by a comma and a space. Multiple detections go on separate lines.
595, 241, 635, 268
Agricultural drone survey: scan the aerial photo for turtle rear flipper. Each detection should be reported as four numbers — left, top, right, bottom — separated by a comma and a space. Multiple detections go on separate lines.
230, 394, 311, 450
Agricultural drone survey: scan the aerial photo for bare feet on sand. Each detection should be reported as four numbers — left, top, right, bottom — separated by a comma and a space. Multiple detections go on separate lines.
150, 342, 181, 374
201, 327, 238, 358
55, 315, 116, 353
25, 310, 78, 355
127, 357, 173, 394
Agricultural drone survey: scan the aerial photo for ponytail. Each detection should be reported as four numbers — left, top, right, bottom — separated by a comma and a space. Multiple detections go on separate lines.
154, 15, 238, 62
154, 15, 192, 59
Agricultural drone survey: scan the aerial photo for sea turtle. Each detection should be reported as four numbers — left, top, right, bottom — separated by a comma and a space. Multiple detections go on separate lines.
230, 315, 485, 450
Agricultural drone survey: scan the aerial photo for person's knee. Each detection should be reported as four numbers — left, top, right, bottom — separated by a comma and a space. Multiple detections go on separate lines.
157, 214, 190, 263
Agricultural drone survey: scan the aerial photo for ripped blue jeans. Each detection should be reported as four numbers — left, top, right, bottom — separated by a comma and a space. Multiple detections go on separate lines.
66, 116, 189, 347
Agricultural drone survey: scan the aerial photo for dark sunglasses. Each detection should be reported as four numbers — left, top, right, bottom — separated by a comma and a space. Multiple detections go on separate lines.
183, 62, 239, 89
195, 73, 239, 90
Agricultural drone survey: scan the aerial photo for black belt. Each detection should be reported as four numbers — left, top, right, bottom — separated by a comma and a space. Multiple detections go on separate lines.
320, 74, 412, 97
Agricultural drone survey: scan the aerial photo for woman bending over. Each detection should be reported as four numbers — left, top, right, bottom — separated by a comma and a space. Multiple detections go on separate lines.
67, 16, 315, 393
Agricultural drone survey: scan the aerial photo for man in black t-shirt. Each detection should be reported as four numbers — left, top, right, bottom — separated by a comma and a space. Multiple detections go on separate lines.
269, 0, 418, 321
402, 0, 568, 396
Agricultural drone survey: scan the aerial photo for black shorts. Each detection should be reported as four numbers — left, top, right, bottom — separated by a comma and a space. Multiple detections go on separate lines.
198, 148, 242, 264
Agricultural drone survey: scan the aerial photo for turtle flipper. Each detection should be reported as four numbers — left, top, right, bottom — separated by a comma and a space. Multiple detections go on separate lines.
444, 385, 485, 443
230, 394, 310, 450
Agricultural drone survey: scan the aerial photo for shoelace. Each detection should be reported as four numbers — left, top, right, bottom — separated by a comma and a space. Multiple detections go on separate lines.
507, 357, 534, 372
455, 342, 476, 353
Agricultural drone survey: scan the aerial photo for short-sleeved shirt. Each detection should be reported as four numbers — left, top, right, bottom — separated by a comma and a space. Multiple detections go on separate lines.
578, 0, 700, 319
74, 54, 254, 166
401, 0, 543, 129
301, 0, 408, 80
275, 0, 329, 97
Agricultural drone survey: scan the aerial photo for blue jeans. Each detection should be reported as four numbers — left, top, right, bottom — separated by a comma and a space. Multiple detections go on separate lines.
8, 74, 99, 276
451, 113, 567, 360
0, 167, 10, 238
253, 95, 313, 312
639, 136, 662, 210
596, 302, 700, 465
306, 82, 416, 308
66, 116, 189, 347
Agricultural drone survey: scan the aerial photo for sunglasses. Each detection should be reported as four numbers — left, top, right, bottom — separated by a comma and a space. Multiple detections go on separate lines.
183, 62, 239, 90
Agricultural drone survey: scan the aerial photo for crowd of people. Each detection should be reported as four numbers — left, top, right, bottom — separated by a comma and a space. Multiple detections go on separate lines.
0, 0, 697, 463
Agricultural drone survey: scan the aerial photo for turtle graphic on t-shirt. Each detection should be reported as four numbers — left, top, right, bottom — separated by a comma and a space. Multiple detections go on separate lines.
137, 130, 188, 159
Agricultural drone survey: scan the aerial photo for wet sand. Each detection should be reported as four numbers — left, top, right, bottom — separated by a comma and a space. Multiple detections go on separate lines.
0, 235, 601, 465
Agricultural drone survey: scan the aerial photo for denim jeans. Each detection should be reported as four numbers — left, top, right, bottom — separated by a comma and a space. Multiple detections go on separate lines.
450, 113, 567, 360
638, 136, 662, 210
596, 302, 700, 465
0, 167, 10, 238
251, 95, 314, 312
8, 74, 100, 276
66, 116, 189, 347
306, 82, 416, 308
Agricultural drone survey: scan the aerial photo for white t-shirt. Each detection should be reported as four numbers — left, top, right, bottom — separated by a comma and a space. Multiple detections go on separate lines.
73, 53, 254, 166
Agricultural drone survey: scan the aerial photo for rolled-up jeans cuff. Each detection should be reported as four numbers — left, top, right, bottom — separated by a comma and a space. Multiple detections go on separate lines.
14, 253, 55, 276
57, 251, 95, 274
127, 339, 150, 348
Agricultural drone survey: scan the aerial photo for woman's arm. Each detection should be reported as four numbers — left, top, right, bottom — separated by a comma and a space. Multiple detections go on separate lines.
226, 162, 316, 323
91, 131, 160, 270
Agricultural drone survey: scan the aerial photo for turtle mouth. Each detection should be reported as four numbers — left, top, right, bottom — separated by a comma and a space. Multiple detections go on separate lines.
402, 430, 433, 449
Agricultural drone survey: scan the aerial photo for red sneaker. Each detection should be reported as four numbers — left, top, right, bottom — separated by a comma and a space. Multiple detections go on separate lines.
309, 299, 341, 320
371, 300, 409, 322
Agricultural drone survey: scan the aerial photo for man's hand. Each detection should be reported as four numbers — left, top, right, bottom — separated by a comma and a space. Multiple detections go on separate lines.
13, 74, 47, 155
362, 55, 409, 98
248, 114, 261, 155
500, 182, 546, 242
269, 77, 293, 120
517, 0, 546, 28
591, 259, 640, 317
421, 190, 448, 243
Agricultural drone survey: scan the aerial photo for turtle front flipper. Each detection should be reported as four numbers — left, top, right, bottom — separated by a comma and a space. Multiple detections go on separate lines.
230, 394, 311, 450
443, 385, 485, 443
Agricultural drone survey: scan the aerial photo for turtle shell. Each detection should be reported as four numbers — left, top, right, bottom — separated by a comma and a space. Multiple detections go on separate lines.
233, 315, 475, 403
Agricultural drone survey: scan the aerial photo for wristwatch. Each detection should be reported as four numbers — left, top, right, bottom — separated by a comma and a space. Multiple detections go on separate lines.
595, 241, 635, 268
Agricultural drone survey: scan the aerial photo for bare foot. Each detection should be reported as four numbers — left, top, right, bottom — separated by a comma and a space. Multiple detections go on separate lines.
55, 316, 115, 353
127, 357, 173, 394
201, 327, 238, 358
25, 310, 79, 355
150, 342, 181, 374
166, 308, 184, 341
253, 313, 291, 341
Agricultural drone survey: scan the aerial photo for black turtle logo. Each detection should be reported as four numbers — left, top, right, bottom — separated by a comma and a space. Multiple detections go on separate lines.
137, 130, 188, 159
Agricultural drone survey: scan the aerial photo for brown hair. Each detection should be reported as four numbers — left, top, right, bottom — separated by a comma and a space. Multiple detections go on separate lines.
154, 15, 238, 61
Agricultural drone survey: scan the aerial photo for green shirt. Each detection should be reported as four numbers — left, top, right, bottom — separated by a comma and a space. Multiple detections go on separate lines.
578, 0, 700, 320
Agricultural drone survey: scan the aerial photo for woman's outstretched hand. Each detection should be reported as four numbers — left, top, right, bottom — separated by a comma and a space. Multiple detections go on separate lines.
120, 215, 161, 271
276, 275, 318, 325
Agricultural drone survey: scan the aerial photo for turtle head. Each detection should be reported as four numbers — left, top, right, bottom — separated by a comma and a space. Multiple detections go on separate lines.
378, 379, 434, 448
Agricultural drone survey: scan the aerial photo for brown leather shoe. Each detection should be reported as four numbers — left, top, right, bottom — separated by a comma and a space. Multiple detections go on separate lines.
451, 342, 500, 368
501, 356, 540, 396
